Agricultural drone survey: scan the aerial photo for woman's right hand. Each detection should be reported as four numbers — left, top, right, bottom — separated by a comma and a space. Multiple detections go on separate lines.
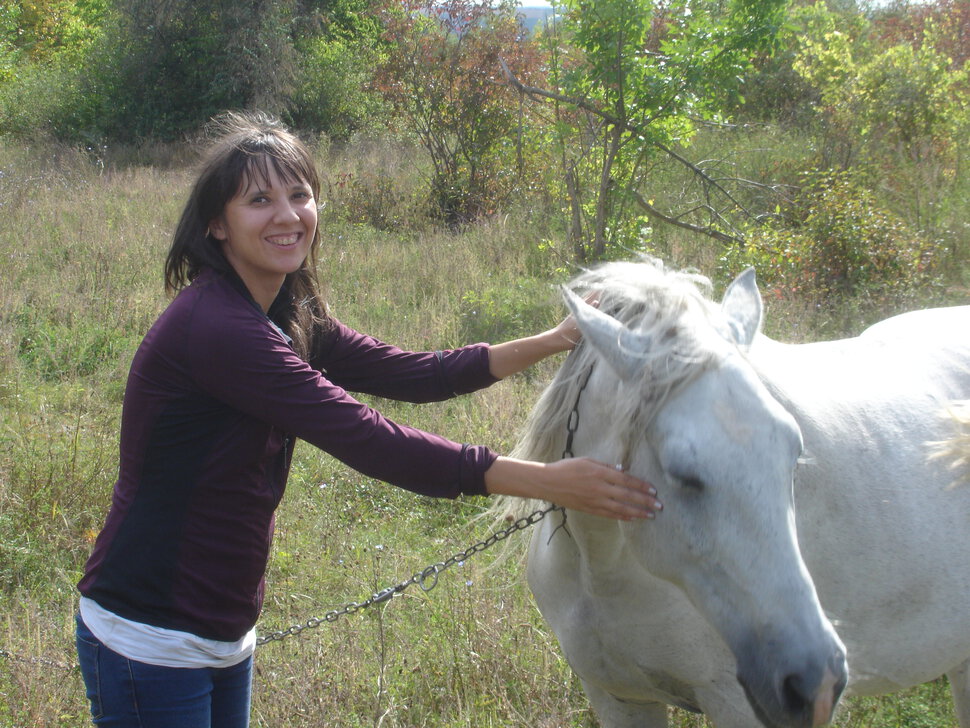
484, 456, 662, 521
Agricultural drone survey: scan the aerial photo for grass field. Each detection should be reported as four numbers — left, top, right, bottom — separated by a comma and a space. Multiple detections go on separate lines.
0, 133, 965, 726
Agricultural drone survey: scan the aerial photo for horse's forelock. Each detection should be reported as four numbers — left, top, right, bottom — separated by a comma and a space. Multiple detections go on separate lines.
517, 260, 719, 465
569, 259, 713, 324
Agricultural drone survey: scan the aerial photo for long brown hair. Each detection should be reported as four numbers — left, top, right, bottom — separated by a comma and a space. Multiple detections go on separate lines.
165, 111, 330, 360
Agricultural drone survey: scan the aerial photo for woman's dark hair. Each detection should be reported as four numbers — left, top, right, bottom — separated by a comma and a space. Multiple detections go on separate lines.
165, 111, 329, 360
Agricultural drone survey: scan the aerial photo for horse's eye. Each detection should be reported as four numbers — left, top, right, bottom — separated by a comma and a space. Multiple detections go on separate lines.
679, 476, 705, 492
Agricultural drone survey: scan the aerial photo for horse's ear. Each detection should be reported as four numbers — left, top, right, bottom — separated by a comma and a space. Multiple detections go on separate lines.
720, 267, 763, 349
563, 287, 649, 381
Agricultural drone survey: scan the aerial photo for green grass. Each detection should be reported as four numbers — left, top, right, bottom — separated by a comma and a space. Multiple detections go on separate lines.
0, 131, 966, 727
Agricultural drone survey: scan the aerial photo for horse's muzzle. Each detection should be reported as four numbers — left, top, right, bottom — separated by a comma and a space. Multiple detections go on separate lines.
738, 641, 848, 728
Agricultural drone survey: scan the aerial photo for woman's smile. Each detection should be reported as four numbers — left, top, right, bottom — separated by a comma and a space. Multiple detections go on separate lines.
266, 233, 301, 247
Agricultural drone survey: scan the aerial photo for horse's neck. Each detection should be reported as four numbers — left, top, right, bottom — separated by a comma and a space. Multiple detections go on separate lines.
748, 335, 853, 422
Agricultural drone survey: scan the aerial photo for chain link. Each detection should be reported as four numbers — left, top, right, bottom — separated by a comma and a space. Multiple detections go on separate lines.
0, 648, 77, 671
562, 364, 594, 458
255, 503, 560, 646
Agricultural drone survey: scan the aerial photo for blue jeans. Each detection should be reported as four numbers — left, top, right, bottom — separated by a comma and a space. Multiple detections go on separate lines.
75, 615, 253, 728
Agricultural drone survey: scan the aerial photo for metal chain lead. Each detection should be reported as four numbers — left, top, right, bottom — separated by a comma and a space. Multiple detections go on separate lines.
0, 498, 558, 663
562, 363, 595, 459
545, 363, 596, 542
256, 504, 558, 646
0, 504, 559, 664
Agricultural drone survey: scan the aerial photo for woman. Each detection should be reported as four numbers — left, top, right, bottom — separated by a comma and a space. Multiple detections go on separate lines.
75, 111, 662, 727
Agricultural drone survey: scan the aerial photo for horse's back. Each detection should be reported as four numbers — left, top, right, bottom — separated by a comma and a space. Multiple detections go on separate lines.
859, 305, 970, 345
755, 305, 970, 415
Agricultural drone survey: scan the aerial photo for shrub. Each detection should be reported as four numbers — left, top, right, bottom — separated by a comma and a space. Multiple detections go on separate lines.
0, 57, 89, 138
372, 0, 544, 226
322, 168, 431, 231
721, 171, 945, 321
289, 37, 387, 141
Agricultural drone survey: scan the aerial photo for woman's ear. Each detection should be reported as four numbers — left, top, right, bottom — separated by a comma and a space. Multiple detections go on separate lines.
208, 218, 227, 241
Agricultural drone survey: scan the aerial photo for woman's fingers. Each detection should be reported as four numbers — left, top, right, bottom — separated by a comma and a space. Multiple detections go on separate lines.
597, 465, 663, 521
553, 290, 602, 348
547, 458, 662, 521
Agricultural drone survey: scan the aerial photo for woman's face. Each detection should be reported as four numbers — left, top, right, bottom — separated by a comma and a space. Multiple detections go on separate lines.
210, 162, 318, 311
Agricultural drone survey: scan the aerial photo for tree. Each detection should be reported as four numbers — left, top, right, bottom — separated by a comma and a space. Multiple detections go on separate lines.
0, 0, 108, 136
373, 0, 545, 225
0, 4, 20, 83
2, 0, 106, 61
287, 0, 387, 138
503, 0, 789, 260
86, 0, 298, 141
873, 0, 970, 70
0, 0, 395, 142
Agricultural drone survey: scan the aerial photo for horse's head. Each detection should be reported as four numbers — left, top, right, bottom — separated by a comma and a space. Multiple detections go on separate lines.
559, 260, 847, 728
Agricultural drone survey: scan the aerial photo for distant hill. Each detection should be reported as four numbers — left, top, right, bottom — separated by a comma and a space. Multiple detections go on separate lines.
518, 6, 559, 33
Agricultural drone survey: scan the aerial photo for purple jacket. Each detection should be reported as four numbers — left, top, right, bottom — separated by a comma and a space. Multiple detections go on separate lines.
78, 269, 499, 641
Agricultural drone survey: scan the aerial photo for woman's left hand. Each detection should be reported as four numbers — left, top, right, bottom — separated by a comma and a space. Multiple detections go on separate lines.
484, 455, 662, 522
549, 290, 600, 351
487, 291, 600, 379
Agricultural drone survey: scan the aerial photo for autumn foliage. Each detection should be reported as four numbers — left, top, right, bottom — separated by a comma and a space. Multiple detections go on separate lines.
371, 0, 545, 225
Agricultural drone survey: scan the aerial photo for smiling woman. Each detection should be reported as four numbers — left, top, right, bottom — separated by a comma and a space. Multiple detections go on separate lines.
72, 111, 661, 728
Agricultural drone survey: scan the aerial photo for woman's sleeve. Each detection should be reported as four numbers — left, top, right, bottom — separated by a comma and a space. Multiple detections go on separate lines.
312, 320, 498, 402
188, 313, 497, 498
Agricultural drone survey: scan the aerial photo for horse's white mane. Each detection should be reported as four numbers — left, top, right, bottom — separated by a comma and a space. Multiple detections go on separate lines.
930, 400, 970, 488
477, 258, 724, 534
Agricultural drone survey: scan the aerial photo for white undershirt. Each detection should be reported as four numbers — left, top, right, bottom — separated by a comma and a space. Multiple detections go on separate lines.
79, 597, 256, 669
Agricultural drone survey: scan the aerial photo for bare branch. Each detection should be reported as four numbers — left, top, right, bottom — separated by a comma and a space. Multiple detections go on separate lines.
498, 57, 652, 129
628, 189, 746, 246
650, 141, 756, 220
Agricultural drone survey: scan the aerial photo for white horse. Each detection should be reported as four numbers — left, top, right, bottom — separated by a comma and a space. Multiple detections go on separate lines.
509, 259, 970, 728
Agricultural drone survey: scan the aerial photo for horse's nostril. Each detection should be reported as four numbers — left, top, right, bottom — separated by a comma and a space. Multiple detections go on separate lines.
781, 670, 840, 727
782, 673, 811, 714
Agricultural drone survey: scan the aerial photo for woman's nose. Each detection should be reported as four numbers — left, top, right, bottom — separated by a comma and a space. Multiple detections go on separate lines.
273, 200, 301, 222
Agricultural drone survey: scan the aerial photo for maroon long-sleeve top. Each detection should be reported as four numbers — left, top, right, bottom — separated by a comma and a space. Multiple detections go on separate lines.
78, 269, 498, 641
